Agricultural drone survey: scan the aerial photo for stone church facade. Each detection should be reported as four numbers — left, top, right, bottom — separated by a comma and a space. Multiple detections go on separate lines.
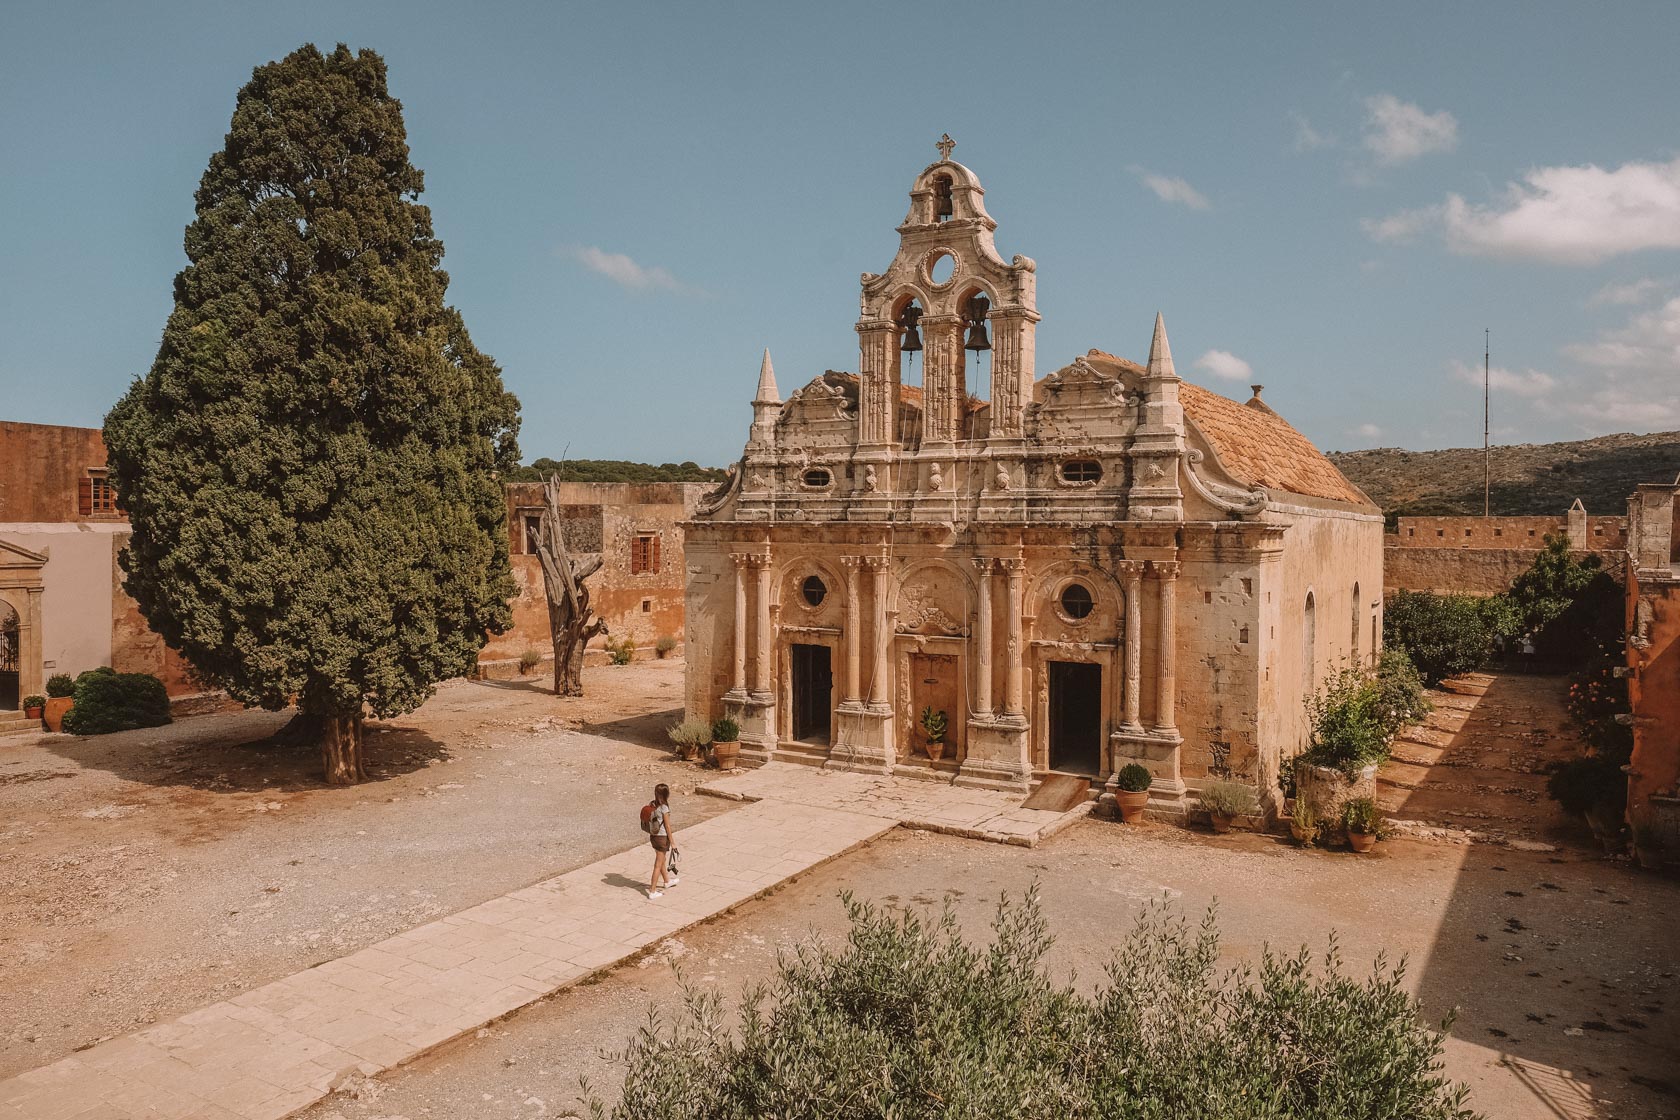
683, 143, 1382, 814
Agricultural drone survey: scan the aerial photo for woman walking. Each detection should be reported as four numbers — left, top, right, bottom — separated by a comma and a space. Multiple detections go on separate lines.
646, 783, 677, 898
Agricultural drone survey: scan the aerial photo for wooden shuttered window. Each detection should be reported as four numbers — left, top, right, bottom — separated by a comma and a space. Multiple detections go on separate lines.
631, 533, 661, 575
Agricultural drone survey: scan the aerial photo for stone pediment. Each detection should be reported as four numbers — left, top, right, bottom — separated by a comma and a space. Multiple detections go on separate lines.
0, 538, 48, 567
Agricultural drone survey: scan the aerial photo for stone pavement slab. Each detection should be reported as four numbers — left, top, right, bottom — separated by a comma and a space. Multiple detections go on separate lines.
698, 762, 1092, 846
0, 800, 891, 1120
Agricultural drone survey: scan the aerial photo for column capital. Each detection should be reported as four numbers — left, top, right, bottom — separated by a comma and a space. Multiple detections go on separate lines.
971, 556, 996, 575
864, 555, 893, 572
1147, 560, 1181, 579
997, 557, 1026, 573
1115, 560, 1145, 579
839, 555, 865, 570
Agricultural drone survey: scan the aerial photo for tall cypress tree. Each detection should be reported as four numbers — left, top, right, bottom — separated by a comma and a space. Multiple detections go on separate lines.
105, 44, 519, 783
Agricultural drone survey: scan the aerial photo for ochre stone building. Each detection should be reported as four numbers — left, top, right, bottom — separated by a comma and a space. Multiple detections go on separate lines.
683, 145, 1383, 812
1625, 476, 1680, 858
1385, 502, 1628, 596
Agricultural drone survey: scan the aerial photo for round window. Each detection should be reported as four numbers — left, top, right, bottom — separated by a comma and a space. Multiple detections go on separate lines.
926, 250, 956, 286
1060, 583, 1094, 620
802, 575, 827, 607
802, 467, 831, 488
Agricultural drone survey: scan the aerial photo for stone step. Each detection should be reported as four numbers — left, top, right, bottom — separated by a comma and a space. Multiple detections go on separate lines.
0, 717, 42, 737
775, 743, 831, 769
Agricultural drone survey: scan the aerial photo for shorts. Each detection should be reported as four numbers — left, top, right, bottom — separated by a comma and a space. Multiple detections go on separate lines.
650, 834, 671, 853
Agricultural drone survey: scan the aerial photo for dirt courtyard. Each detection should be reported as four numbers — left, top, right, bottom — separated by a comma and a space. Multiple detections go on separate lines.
2, 660, 1676, 1120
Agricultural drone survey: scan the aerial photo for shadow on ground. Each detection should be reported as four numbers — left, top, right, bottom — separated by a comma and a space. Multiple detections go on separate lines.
41, 715, 451, 794
1393, 672, 1679, 1118
581, 707, 685, 754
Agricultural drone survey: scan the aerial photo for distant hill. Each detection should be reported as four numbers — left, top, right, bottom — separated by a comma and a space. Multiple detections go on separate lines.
1329, 431, 1680, 522
505, 458, 727, 485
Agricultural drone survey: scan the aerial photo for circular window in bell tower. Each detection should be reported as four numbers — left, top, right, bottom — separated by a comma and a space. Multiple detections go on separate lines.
1058, 582, 1095, 621
925, 249, 957, 288
802, 575, 827, 607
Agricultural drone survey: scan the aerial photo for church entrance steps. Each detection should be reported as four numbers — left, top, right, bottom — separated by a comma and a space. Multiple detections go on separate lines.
771, 741, 830, 768
698, 761, 1092, 848
0, 800, 893, 1120
0, 715, 40, 738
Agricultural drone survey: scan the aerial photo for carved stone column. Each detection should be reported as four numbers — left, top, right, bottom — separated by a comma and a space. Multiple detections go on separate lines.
856, 324, 898, 448
752, 553, 773, 701
1000, 558, 1026, 719
866, 557, 893, 712
922, 316, 964, 444
971, 557, 994, 716
841, 556, 863, 705
1150, 560, 1180, 734
1120, 561, 1143, 729
727, 553, 749, 699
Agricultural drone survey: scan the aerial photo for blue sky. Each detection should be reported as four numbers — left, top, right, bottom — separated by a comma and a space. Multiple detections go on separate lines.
4, 1, 1679, 466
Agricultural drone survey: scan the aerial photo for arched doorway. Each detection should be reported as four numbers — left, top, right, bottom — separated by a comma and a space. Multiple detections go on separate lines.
0, 601, 18, 710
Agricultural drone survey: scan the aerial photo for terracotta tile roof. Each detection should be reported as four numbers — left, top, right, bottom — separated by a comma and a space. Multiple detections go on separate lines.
1177, 381, 1374, 507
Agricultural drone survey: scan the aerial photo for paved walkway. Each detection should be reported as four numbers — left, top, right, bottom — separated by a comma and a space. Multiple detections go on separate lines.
699, 762, 1093, 846
0, 800, 892, 1120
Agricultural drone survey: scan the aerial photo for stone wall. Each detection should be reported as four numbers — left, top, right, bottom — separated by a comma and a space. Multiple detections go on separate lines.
1394, 514, 1626, 550
1386, 508, 1629, 596
0, 422, 110, 523
1626, 482, 1680, 841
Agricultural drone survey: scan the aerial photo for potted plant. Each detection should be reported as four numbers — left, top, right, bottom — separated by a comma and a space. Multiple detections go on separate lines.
1295, 666, 1394, 833
710, 717, 742, 771
654, 635, 677, 660
1343, 797, 1381, 853
44, 673, 76, 733
666, 717, 712, 762
1113, 763, 1153, 824
1289, 797, 1320, 847
22, 695, 46, 721
1199, 780, 1258, 834
919, 706, 949, 762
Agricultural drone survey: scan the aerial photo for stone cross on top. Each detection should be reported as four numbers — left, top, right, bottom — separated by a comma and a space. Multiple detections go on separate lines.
936, 133, 955, 161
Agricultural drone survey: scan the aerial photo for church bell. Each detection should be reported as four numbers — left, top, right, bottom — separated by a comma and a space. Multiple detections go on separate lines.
898, 303, 924, 353
962, 293, 991, 353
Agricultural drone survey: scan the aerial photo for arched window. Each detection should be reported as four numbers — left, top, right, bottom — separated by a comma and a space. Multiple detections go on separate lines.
1303, 591, 1317, 692
1350, 582, 1361, 661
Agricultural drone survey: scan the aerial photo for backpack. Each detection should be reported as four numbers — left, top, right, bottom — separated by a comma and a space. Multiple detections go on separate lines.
640, 801, 659, 834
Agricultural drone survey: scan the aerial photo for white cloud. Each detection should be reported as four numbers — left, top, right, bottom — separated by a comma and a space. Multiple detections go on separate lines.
1449, 359, 1558, 399
1362, 94, 1458, 165
1132, 168, 1210, 210
1589, 278, 1664, 306
1193, 349, 1253, 381
1290, 111, 1333, 152
1353, 422, 1383, 439
572, 246, 692, 292
1565, 294, 1680, 372
1372, 156, 1680, 264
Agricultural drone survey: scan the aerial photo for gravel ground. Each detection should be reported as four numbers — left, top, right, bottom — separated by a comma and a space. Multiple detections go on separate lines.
0, 657, 733, 1079
291, 822, 1680, 1120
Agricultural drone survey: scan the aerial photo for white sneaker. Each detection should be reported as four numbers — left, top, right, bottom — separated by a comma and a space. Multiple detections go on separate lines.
647, 889, 663, 899
666, 875, 680, 887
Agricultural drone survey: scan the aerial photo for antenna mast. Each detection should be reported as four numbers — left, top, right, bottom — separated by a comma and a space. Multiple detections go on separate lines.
1483, 328, 1490, 518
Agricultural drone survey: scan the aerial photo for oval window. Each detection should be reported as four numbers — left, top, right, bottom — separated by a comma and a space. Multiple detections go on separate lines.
1061, 460, 1102, 483
802, 467, 831, 488
802, 575, 827, 607
1060, 583, 1094, 620
927, 250, 956, 286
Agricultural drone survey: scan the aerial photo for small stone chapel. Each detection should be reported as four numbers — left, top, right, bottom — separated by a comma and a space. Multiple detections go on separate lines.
683, 138, 1382, 815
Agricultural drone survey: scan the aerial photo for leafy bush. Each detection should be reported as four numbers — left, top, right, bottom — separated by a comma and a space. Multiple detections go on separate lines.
918, 705, 947, 742
710, 717, 740, 743
45, 674, 75, 698
1546, 756, 1626, 818
518, 647, 544, 674
1343, 797, 1380, 835
1548, 635, 1633, 822
654, 635, 677, 658
606, 637, 635, 665
1115, 763, 1153, 793
1199, 780, 1258, 818
584, 891, 1477, 1120
1373, 647, 1431, 735
1507, 535, 1622, 664
1383, 590, 1498, 684
22, 695, 46, 711
1291, 797, 1321, 845
666, 718, 713, 751
61, 672, 171, 735
1301, 666, 1392, 776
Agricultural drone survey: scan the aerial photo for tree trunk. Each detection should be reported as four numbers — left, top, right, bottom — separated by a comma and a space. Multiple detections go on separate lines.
535, 474, 606, 697
320, 714, 368, 786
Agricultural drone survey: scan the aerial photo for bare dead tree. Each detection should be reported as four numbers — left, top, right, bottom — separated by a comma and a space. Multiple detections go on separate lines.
535, 473, 606, 696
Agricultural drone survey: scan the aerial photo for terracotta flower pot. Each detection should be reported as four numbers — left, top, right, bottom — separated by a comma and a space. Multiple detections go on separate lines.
44, 697, 73, 733
24, 706, 43, 720
924, 737, 947, 762
712, 739, 741, 771
1115, 789, 1150, 824
1347, 829, 1377, 853
1210, 812, 1235, 834
678, 744, 700, 762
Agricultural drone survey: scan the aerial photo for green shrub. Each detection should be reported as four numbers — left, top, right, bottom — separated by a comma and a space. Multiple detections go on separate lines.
1383, 590, 1497, 685
1115, 763, 1153, 793
711, 717, 740, 743
654, 635, 677, 658
518, 647, 544, 674
666, 718, 713, 751
22, 695, 46, 711
607, 637, 635, 665
1343, 797, 1380, 835
61, 672, 171, 735
1373, 647, 1431, 735
1291, 797, 1321, 845
1302, 666, 1392, 776
1199, 779, 1258, 818
918, 705, 947, 743
45, 674, 75, 698
584, 891, 1477, 1120
1507, 535, 1622, 665
1546, 756, 1626, 818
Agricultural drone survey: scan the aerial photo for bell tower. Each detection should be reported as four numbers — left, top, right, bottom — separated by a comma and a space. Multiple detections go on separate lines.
854, 137, 1039, 491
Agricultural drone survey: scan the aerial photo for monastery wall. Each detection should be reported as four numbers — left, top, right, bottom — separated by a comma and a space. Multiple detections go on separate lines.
0, 422, 110, 522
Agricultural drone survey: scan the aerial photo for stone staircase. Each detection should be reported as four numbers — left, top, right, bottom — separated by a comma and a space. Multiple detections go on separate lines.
0, 712, 42, 739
